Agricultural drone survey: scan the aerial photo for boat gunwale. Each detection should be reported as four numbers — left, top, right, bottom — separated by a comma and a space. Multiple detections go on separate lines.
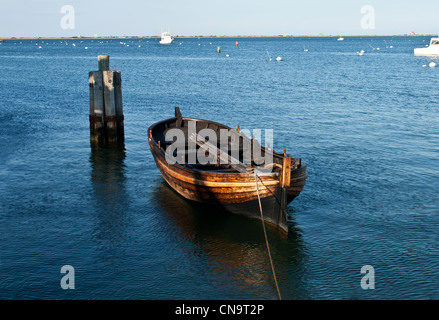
148, 132, 308, 191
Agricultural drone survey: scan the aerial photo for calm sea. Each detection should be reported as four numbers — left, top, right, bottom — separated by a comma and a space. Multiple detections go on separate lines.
0, 36, 438, 300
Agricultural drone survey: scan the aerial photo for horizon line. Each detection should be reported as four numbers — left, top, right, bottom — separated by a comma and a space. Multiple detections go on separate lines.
1, 33, 438, 40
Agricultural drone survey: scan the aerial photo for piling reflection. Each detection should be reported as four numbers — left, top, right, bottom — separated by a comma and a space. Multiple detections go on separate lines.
89, 141, 128, 258
152, 179, 308, 299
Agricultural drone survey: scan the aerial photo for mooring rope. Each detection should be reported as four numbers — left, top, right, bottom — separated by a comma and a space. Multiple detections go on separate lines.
256, 174, 288, 217
255, 173, 282, 300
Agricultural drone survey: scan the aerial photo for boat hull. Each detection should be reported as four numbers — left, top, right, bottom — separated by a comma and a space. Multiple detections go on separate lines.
414, 48, 439, 56
414, 38, 439, 56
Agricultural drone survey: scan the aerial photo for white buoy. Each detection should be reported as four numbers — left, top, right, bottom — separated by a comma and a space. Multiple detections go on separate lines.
429, 61, 437, 68
226, 54, 230, 57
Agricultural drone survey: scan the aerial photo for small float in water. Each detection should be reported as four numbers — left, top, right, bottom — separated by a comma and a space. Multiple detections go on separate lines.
266, 49, 272, 61
423, 61, 437, 68
384, 40, 393, 49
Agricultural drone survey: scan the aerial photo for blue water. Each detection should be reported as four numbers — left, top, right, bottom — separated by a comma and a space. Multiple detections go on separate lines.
0, 36, 438, 300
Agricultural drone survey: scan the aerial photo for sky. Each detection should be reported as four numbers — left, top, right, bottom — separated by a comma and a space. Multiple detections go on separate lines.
0, 0, 438, 38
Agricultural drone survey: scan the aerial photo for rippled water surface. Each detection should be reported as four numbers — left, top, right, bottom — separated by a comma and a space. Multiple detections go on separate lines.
0, 36, 438, 299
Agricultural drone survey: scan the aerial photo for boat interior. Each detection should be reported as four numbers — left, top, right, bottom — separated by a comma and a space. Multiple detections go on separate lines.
150, 112, 285, 174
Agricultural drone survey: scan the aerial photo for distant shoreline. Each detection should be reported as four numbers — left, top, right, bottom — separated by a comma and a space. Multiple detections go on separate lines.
0, 34, 437, 41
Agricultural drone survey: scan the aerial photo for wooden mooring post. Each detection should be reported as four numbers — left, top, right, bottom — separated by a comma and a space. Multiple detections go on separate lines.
89, 55, 124, 143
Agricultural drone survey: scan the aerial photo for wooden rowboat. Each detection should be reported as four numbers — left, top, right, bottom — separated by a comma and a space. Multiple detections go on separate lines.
148, 108, 308, 233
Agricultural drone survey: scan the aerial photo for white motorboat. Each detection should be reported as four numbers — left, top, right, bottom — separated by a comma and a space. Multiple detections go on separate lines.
337, 37, 344, 41
159, 32, 174, 45
414, 37, 439, 56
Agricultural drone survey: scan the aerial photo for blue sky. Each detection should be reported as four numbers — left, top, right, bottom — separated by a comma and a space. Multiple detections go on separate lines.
0, 0, 438, 37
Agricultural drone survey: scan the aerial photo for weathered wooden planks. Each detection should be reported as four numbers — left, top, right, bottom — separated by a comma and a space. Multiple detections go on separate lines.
89, 55, 124, 143
148, 112, 308, 233
148, 125, 307, 203
98, 55, 110, 71
89, 71, 104, 135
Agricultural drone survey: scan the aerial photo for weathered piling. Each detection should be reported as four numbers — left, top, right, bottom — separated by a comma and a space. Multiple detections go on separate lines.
89, 55, 124, 143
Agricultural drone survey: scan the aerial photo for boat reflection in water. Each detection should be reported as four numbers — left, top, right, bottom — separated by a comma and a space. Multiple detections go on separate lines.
152, 179, 308, 299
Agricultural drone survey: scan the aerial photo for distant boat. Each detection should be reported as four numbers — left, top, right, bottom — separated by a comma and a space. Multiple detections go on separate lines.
337, 37, 344, 41
414, 37, 439, 56
275, 56, 283, 61
159, 32, 174, 45
357, 49, 365, 56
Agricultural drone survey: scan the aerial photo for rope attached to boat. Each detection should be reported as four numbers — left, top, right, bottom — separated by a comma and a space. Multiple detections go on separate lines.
256, 175, 288, 218
255, 173, 282, 300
